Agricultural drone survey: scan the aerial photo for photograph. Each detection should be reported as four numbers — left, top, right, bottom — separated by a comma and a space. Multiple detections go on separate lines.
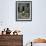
16, 1, 32, 21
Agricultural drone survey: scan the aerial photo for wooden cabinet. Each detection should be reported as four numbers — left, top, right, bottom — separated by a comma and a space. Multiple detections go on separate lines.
0, 35, 23, 46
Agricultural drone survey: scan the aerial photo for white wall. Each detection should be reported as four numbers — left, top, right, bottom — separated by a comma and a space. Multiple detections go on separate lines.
0, 0, 46, 46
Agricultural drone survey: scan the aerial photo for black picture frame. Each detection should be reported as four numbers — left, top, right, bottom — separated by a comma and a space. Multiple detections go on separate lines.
16, 1, 32, 21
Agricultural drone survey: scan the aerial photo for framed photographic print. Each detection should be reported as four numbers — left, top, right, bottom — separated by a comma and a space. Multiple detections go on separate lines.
32, 42, 46, 46
16, 1, 32, 21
